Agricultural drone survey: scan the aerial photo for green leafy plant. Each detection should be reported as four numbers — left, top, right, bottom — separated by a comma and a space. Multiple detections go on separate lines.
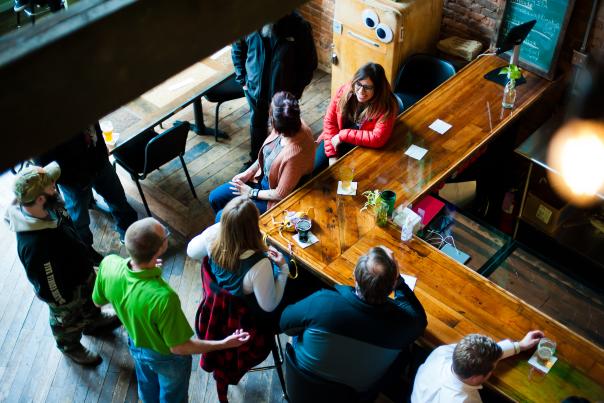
361, 189, 381, 212
499, 64, 522, 86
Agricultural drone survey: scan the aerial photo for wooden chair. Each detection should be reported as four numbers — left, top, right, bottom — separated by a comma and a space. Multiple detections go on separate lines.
112, 121, 197, 217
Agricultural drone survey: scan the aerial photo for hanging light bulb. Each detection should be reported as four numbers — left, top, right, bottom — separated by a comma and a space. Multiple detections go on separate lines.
547, 119, 604, 206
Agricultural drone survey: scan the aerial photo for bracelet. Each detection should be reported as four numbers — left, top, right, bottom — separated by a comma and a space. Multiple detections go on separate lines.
513, 341, 520, 354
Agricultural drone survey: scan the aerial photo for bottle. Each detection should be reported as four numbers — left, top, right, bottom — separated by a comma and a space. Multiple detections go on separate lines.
502, 79, 517, 109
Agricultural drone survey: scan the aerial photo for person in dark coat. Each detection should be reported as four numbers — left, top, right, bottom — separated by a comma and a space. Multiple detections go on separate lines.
232, 11, 317, 165
35, 123, 138, 255
4, 162, 121, 366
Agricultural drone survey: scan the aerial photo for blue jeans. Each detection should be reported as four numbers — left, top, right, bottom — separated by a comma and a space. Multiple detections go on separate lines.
60, 158, 138, 245
128, 338, 192, 403
209, 176, 269, 222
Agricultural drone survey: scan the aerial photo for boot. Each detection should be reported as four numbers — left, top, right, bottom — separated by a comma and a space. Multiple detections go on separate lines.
62, 344, 102, 366
83, 312, 122, 336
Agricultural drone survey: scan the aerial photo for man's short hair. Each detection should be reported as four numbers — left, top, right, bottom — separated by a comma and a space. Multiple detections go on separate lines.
125, 218, 164, 264
354, 247, 397, 304
452, 334, 503, 378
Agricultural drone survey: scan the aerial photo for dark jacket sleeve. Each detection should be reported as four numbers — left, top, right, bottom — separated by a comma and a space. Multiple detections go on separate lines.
391, 277, 428, 341
279, 292, 318, 336
232, 38, 248, 87
19, 236, 70, 305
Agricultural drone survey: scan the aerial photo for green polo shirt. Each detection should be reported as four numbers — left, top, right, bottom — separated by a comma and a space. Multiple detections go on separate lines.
92, 254, 193, 355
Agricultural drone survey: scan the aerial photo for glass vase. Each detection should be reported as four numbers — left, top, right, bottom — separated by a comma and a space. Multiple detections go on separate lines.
502, 80, 516, 109
375, 201, 388, 227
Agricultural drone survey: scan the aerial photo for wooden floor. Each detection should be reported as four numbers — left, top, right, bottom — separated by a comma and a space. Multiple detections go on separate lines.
0, 70, 331, 403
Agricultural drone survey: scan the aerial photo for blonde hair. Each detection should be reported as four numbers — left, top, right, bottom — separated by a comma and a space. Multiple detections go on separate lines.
210, 196, 266, 271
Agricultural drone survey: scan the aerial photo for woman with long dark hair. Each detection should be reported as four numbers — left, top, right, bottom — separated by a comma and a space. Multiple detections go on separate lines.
209, 91, 315, 220
315, 62, 397, 170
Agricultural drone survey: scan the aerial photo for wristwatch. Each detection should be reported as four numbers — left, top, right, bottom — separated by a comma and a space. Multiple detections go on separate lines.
249, 188, 260, 199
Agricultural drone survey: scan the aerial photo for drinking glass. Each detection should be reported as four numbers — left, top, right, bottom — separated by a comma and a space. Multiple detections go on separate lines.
375, 201, 388, 227
295, 219, 312, 243
536, 338, 556, 364
339, 166, 354, 191
379, 190, 396, 217
100, 120, 114, 143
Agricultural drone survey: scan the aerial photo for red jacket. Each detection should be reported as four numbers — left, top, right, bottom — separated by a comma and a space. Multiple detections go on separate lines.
318, 84, 396, 157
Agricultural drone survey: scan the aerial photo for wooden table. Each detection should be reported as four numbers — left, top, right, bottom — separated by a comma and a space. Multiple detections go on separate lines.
111, 46, 234, 149
260, 56, 604, 401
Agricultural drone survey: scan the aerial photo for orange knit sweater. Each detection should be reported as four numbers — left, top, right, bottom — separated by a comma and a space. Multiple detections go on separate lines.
253, 123, 316, 209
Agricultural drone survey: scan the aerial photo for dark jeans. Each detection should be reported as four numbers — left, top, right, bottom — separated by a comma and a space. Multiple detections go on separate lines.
208, 176, 270, 222
60, 158, 138, 245
314, 140, 356, 174
245, 92, 269, 161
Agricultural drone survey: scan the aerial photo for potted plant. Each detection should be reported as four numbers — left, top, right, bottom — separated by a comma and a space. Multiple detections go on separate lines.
361, 189, 388, 227
499, 63, 522, 109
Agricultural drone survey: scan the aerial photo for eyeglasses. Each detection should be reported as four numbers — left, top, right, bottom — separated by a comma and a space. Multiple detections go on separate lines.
354, 82, 375, 92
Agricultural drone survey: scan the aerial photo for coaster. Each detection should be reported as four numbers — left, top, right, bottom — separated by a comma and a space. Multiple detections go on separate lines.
106, 133, 120, 146
292, 232, 319, 248
337, 181, 357, 195
528, 351, 558, 373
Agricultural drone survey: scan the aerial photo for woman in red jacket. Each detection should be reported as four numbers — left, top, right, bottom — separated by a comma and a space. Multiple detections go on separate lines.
315, 62, 398, 171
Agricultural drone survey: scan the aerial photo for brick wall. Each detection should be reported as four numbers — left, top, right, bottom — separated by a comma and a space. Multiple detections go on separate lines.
299, 0, 335, 71
299, 0, 604, 73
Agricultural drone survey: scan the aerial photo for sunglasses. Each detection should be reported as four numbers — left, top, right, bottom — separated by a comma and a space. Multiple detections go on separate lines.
354, 82, 375, 92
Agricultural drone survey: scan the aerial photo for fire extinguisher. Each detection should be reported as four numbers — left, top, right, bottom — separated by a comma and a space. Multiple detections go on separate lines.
500, 188, 518, 234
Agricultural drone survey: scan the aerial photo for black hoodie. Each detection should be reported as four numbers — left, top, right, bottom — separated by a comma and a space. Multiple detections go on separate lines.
5, 204, 94, 305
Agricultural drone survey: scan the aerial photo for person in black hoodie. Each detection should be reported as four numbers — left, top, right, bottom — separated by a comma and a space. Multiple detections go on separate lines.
35, 123, 138, 253
232, 11, 317, 166
4, 162, 121, 366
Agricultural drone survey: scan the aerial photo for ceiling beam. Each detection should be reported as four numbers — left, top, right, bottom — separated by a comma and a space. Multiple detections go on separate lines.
0, 0, 306, 170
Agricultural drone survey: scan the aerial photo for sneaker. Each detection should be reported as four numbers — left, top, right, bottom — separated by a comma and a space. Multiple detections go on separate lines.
62, 344, 102, 366
83, 312, 122, 336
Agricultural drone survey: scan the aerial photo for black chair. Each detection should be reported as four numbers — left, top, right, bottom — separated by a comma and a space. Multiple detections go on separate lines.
394, 93, 405, 115
14, 0, 65, 27
203, 73, 245, 141
112, 121, 197, 217
284, 343, 359, 403
394, 54, 456, 112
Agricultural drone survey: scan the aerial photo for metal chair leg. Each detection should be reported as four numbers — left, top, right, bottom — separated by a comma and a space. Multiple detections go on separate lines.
134, 177, 152, 217
179, 155, 197, 199
214, 102, 222, 142
272, 336, 288, 400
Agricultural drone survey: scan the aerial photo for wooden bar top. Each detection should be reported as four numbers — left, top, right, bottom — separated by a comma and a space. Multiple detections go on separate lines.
260, 56, 604, 401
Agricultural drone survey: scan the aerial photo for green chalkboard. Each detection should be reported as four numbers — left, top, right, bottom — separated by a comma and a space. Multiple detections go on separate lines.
495, 0, 576, 79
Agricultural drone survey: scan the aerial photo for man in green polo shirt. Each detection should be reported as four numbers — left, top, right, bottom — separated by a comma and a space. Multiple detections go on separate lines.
93, 217, 249, 403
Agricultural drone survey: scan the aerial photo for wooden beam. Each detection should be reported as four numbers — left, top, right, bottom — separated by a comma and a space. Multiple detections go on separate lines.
0, 0, 307, 171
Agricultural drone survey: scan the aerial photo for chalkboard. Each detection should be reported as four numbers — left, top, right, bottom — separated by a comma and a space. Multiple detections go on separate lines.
495, 0, 576, 80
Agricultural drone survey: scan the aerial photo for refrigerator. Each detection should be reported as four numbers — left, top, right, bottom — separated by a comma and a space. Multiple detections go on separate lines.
331, 0, 443, 94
